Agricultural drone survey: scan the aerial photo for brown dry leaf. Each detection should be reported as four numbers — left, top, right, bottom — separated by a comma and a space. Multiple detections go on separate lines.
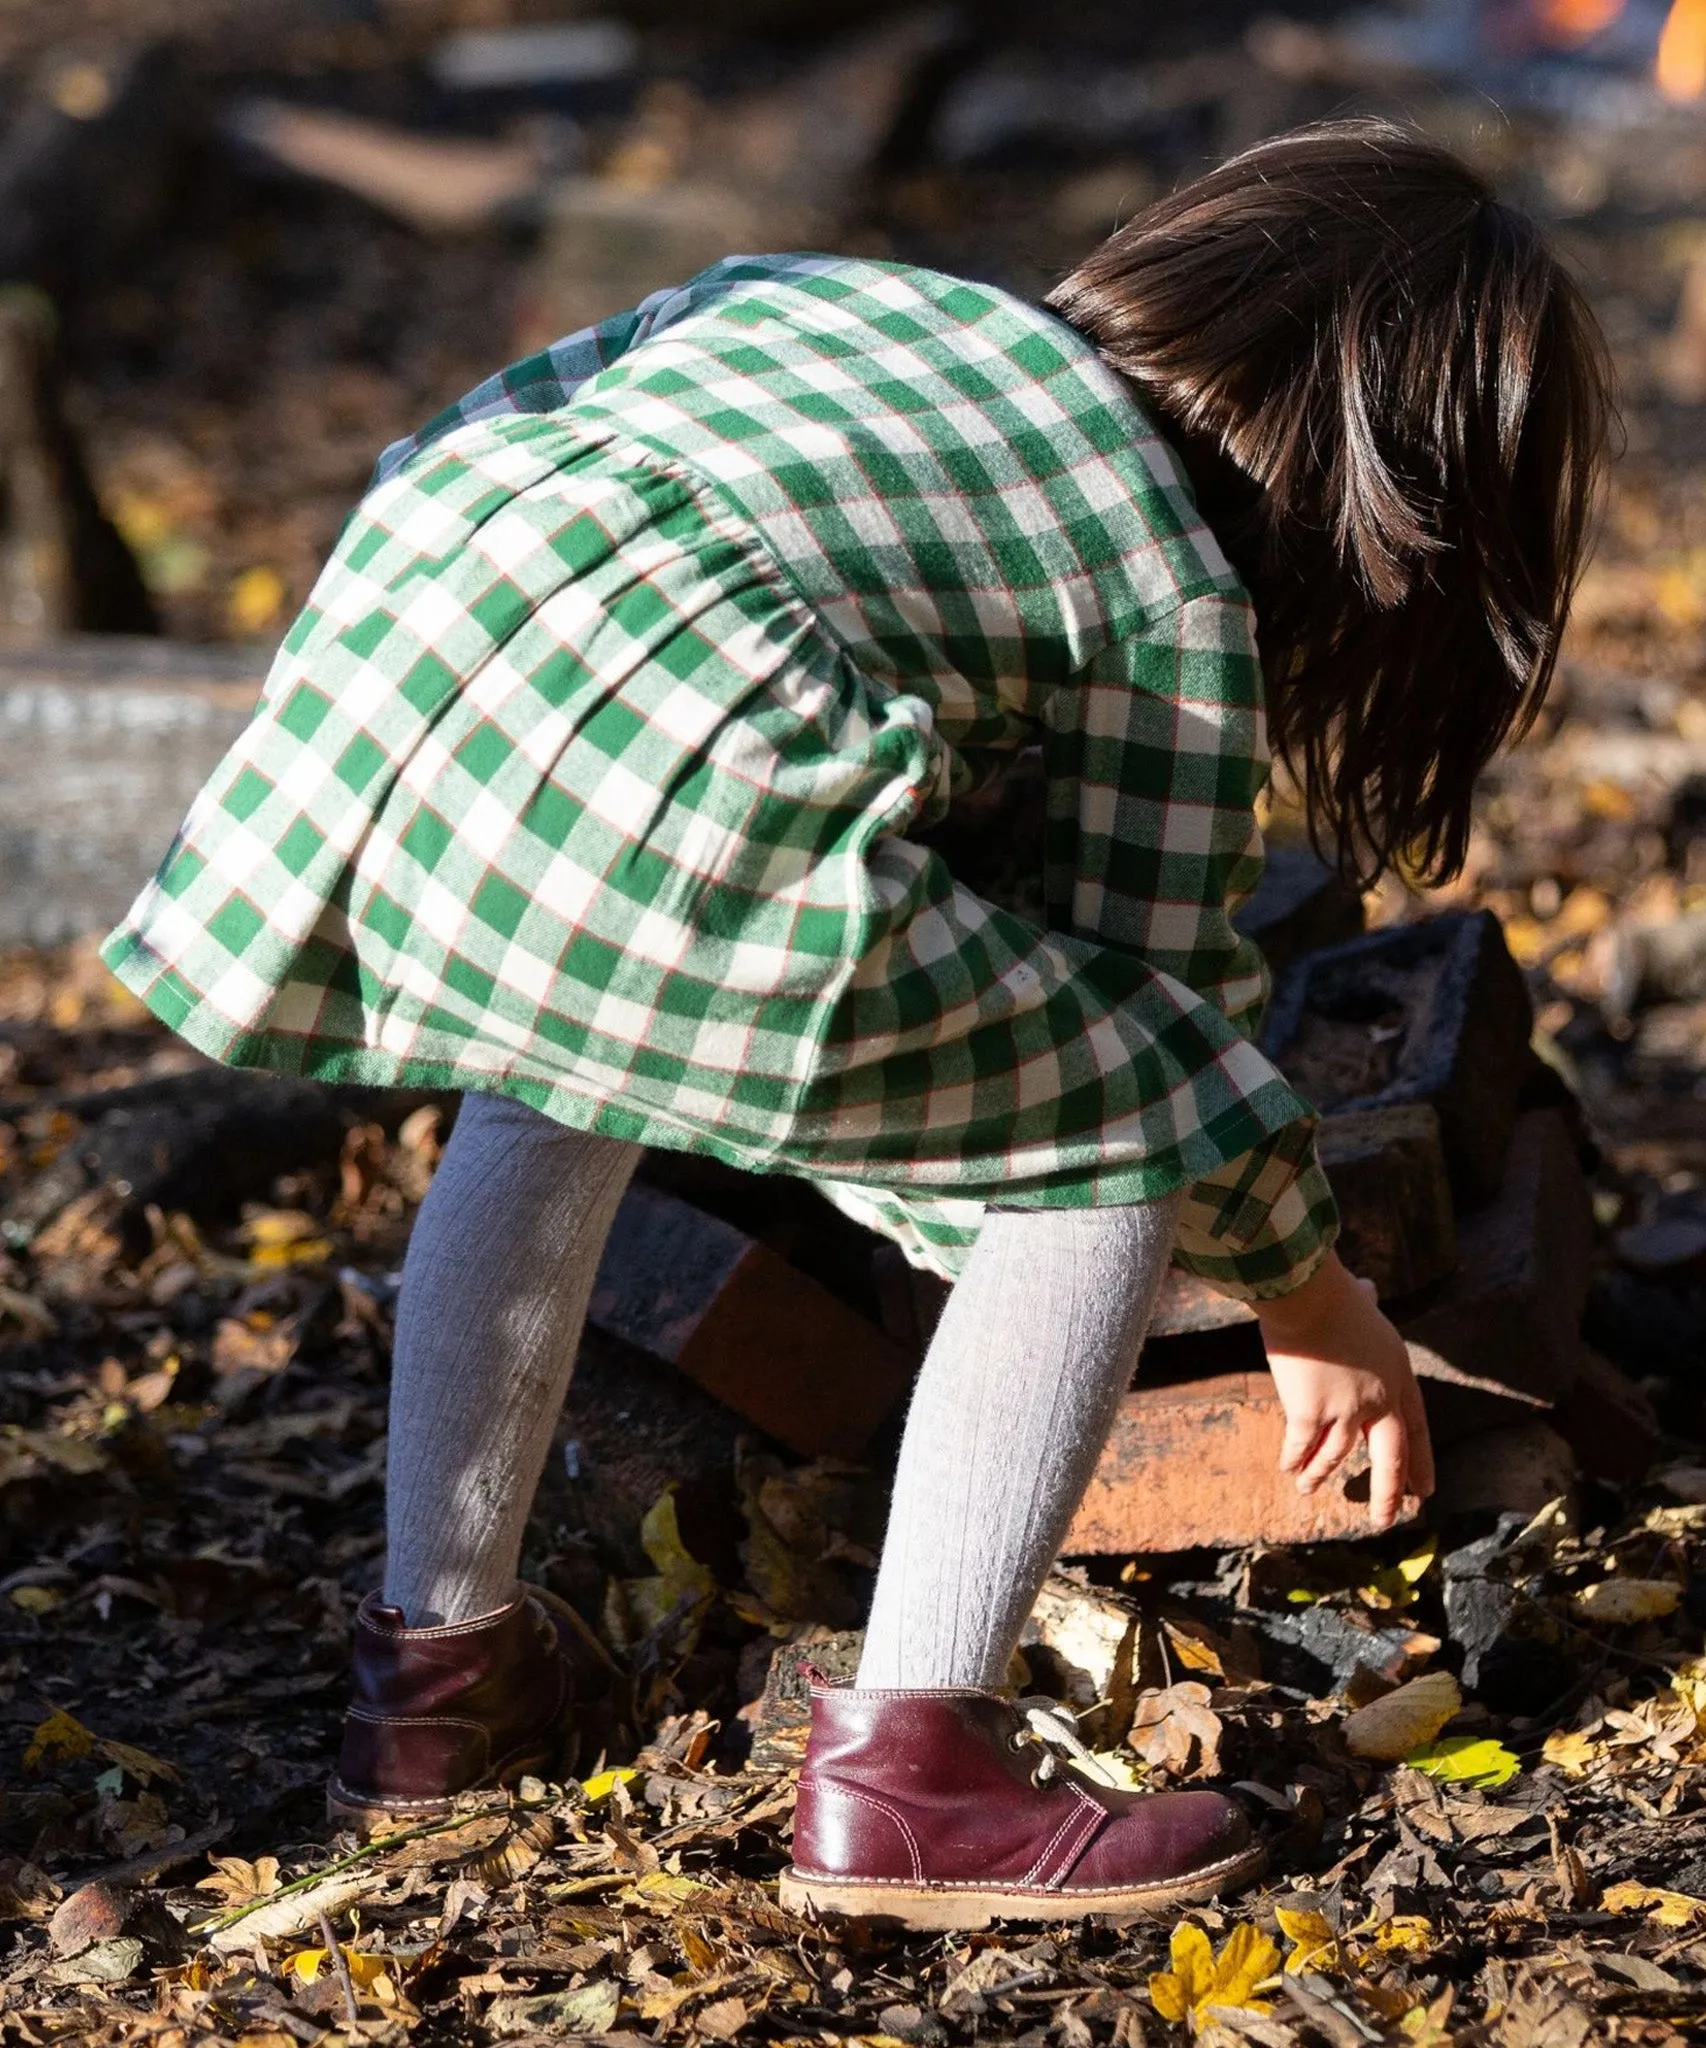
469, 1808, 555, 1886
211, 1312, 300, 1377
1127, 1681, 1223, 1777
696, 1994, 750, 2039
195, 1855, 281, 1906
1342, 1672, 1462, 1762
1542, 1730, 1602, 1777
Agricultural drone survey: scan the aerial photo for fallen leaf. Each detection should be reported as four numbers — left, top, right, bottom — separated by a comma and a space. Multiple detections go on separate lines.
1572, 1578, 1682, 1625
1370, 1916, 1435, 1957
489, 1979, 623, 2036
614, 1488, 717, 1645
1342, 1672, 1463, 1762
1150, 1920, 1278, 2026
283, 1946, 392, 1992
1542, 1729, 1603, 1777
195, 1855, 281, 1906
1404, 1735, 1521, 1789
1601, 1881, 1706, 1927
582, 1766, 639, 1803
10, 1586, 60, 1614
1127, 1682, 1223, 1778
1275, 1905, 1340, 1975
24, 1708, 95, 1771
697, 1994, 749, 2040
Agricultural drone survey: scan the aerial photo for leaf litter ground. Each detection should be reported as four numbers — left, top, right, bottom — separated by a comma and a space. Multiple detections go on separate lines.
3, 955, 1706, 2048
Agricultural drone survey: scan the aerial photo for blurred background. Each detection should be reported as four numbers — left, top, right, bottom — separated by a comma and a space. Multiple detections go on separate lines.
4, 0, 1706, 1192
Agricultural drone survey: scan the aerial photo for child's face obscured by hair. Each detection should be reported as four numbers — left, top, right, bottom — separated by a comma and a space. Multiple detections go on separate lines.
1048, 118, 1614, 886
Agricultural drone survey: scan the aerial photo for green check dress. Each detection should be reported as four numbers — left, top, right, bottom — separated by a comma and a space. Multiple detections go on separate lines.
103, 254, 1339, 1297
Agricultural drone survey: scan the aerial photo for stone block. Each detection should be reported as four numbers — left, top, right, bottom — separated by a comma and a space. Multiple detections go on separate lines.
1147, 1102, 1456, 1337
589, 1182, 914, 1459
1432, 1421, 1579, 1522
1264, 910, 1534, 1209
1550, 1347, 1661, 1486
1397, 1109, 1593, 1410
1232, 843, 1365, 977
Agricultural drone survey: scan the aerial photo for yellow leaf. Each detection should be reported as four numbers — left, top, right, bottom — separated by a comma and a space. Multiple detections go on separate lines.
1086, 1749, 1146, 1791
1601, 1881, 1705, 1927
1581, 777, 1636, 821
282, 1946, 391, 1989
1342, 1672, 1462, 1762
1542, 1729, 1602, 1776
1572, 1578, 1681, 1625
1150, 1921, 1277, 2025
1396, 1534, 1439, 1585
622, 1871, 712, 1910
1404, 1735, 1520, 1789
228, 566, 287, 636
1151, 1921, 1215, 2019
619, 1488, 717, 1640
195, 1855, 281, 1905
1669, 1654, 1706, 1732
1211, 1922, 1281, 2008
1275, 1906, 1340, 1975
24, 1707, 93, 1770
10, 1586, 59, 1614
100, 1735, 180, 1785
1370, 1915, 1435, 1957
240, 1209, 334, 1268
581, 1766, 639, 1803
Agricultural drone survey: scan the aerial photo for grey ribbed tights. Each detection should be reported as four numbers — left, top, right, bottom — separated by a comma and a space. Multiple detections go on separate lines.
384, 1094, 1180, 1689
383, 1094, 640, 1625
856, 1193, 1180, 1687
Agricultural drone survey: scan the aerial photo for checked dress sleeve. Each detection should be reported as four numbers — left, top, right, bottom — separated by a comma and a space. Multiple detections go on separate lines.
1038, 594, 1340, 1301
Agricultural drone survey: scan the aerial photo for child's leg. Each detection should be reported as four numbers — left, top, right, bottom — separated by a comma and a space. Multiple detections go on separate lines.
858, 1194, 1180, 1688
383, 1094, 641, 1626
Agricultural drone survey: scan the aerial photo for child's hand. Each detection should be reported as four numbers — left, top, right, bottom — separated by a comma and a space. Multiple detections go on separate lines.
1253, 1252, 1436, 1532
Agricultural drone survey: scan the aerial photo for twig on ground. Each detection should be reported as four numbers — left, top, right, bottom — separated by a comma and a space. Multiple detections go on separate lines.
315, 1904, 360, 2028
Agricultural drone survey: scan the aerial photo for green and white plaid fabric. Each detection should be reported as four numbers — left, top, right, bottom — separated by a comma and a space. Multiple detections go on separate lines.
103, 254, 1338, 1296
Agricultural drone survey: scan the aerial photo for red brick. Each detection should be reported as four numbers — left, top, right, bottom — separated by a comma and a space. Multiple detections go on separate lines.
589, 1183, 913, 1458
1065, 1352, 1424, 1554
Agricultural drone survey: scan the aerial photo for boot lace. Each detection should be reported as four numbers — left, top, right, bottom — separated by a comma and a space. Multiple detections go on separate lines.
1007, 1698, 1123, 1791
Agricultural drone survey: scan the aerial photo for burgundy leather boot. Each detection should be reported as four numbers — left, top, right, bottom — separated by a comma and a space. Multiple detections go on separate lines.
328, 1586, 596, 1833
781, 1685, 1264, 1929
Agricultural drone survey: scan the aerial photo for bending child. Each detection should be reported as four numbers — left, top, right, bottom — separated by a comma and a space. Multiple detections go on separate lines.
105, 120, 1610, 1928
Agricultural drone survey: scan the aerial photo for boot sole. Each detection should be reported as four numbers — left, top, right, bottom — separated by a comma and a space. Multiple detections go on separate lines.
778, 1841, 1266, 1931
326, 1744, 554, 1840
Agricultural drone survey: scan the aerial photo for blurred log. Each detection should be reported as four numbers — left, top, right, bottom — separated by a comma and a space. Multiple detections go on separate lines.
0, 42, 187, 298
0, 291, 156, 645
524, 11, 958, 342
0, 636, 265, 945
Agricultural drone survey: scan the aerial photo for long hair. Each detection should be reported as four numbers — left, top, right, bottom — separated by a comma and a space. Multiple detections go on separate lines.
1046, 120, 1615, 885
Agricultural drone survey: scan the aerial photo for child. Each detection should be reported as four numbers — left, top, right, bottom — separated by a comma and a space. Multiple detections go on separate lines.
104, 119, 1609, 1928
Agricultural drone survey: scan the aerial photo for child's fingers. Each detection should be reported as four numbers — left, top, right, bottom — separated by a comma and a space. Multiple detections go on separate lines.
1401, 1374, 1436, 1497
1279, 1413, 1327, 1475
1294, 1416, 1358, 1493
1366, 1410, 1409, 1529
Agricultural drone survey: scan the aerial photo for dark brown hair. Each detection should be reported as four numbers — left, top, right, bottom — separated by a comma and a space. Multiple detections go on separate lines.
1047, 119, 1615, 885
